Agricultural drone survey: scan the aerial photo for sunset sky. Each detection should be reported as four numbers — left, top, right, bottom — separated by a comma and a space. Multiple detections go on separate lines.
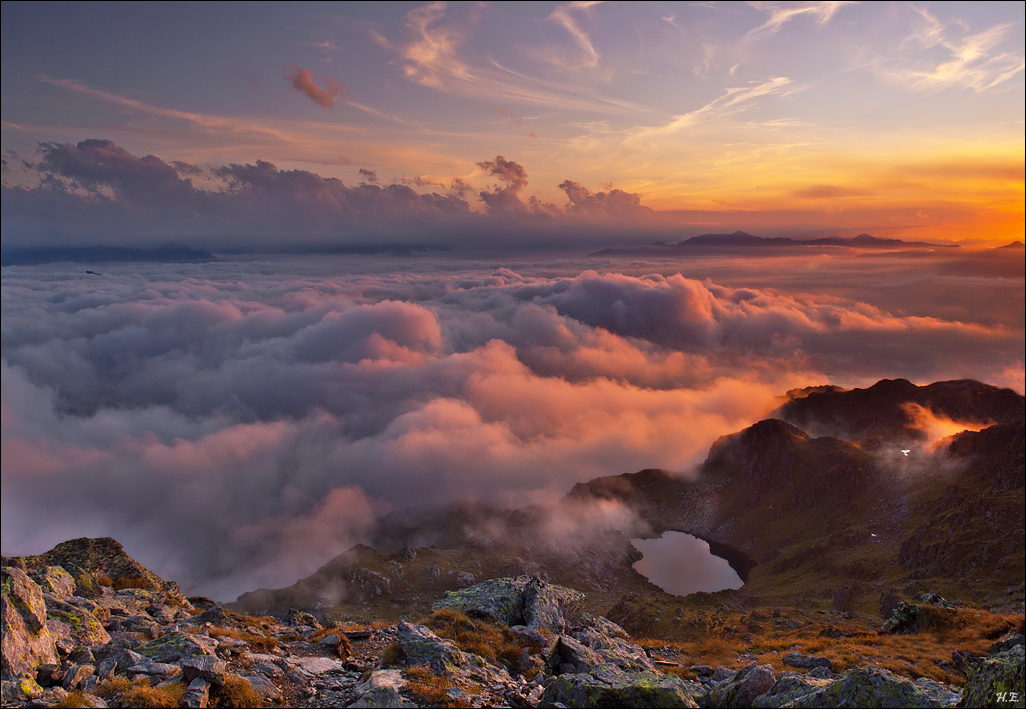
3, 1, 1024, 247
2, 3, 1023, 599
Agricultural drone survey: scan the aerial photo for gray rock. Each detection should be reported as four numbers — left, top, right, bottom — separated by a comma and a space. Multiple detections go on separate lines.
789, 666, 955, 708
137, 631, 217, 663
548, 635, 602, 674
62, 663, 95, 690
396, 621, 478, 672
181, 656, 227, 686
707, 662, 776, 708
352, 685, 403, 708
284, 607, 320, 628
540, 663, 699, 708
1, 567, 58, 679
784, 652, 834, 672
991, 632, 1026, 655
182, 676, 211, 708
127, 661, 180, 678
752, 674, 834, 708
571, 626, 654, 672
243, 672, 282, 701
287, 656, 344, 675
914, 677, 962, 707
317, 633, 342, 647
958, 645, 1024, 708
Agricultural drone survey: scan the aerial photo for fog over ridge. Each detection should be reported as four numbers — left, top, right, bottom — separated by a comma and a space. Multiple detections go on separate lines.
2, 254, 1023, 599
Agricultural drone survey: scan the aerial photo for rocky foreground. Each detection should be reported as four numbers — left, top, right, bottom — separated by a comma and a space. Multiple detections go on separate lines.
2, 541, 1024, 708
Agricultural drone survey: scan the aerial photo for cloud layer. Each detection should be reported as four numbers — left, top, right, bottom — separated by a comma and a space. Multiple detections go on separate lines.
2, 141, 655, 250
1, 255, 1022, 599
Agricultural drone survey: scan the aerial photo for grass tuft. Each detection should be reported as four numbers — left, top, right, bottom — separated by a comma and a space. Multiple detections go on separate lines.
213, 675, 263, 708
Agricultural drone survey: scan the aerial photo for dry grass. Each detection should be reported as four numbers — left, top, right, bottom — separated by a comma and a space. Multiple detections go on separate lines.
422, 609, 528, 673
54, 692, 94, 709
94, 676, 132, 698
403, 666, 471, 708
119, 683, 184, 708
646, 607, 1023, 686
381, 641, 405, 668
213, 676, 263, 708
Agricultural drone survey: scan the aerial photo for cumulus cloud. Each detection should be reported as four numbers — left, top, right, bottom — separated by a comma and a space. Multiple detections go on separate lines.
1, 256, 1020, 598
2, 141, 661, 249
559, 180, 654, 219
285, 65, 352, 108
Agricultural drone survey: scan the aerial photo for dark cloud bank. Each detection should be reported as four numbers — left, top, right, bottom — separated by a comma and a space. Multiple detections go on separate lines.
1, 253, 1022, 600
2, 140, 656, 253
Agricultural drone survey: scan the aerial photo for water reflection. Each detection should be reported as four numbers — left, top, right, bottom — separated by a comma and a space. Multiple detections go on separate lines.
631, 531, 744, 596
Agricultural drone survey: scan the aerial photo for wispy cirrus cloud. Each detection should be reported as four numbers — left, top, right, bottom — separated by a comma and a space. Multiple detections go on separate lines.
378, 2, 658, 117
880, 8, 1025, 93
745, 1, 857, 40
545, 1, 602, 70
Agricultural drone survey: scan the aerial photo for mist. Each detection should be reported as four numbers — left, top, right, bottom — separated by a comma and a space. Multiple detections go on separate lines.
1, 252, 1022, 600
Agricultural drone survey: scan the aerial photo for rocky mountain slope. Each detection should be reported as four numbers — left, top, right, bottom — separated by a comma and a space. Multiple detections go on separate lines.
3, 548, 1023, 708
235, 379, 1024, 633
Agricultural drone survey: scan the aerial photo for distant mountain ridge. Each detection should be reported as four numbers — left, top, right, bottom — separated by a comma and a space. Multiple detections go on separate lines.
591, 231, 961, 256
232, 378, 1024, 629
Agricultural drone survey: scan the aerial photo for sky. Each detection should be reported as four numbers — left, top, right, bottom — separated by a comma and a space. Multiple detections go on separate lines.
1, 3, 1024, 600
2, 1, 1024, 248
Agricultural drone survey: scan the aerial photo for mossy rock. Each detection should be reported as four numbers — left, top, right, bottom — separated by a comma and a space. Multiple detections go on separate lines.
788, 666, 955, 708
958, 645, 1025, 708
540, 664, 699, 708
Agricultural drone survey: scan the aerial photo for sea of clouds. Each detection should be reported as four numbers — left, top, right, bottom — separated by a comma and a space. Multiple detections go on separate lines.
2, 252, 1022, 599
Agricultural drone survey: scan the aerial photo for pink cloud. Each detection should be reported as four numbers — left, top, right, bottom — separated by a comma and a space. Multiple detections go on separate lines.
285, 65, 352, 108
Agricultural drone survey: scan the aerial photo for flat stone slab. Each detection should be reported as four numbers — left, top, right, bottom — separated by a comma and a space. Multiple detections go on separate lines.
285, 656, 345, 675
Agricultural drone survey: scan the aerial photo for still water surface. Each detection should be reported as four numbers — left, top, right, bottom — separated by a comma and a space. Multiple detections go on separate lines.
631, 531, 744, 596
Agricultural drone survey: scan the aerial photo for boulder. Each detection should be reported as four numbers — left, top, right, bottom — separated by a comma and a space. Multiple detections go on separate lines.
571, 625, 654, 672
991, 632, 1026, 655
242, 672, 282, 702
31, 567, 76, 598
62, 663, 95, 690
181, 656, 227, 686
432, 575, 587, 633
706, 661, 776, 707
284, 607, 320, 628
522, 577, 585, 633
352, 670, 406, 708
395, 621, 478, 672
137, 631, 217, 663
788, 666, 955, 707
433, 576, 531, 626
783, 652, 834, 672
547, 635, 603, 674
182, 677, 211, 708
958, 645, 1024, 708
351, 685, 403, 708
881, 601, 922, 634
44, 594, 111, 647
1, 675, 44, 703
752, 674, 834, 708
540, 663, 699, 708
1, 567, 58, 679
